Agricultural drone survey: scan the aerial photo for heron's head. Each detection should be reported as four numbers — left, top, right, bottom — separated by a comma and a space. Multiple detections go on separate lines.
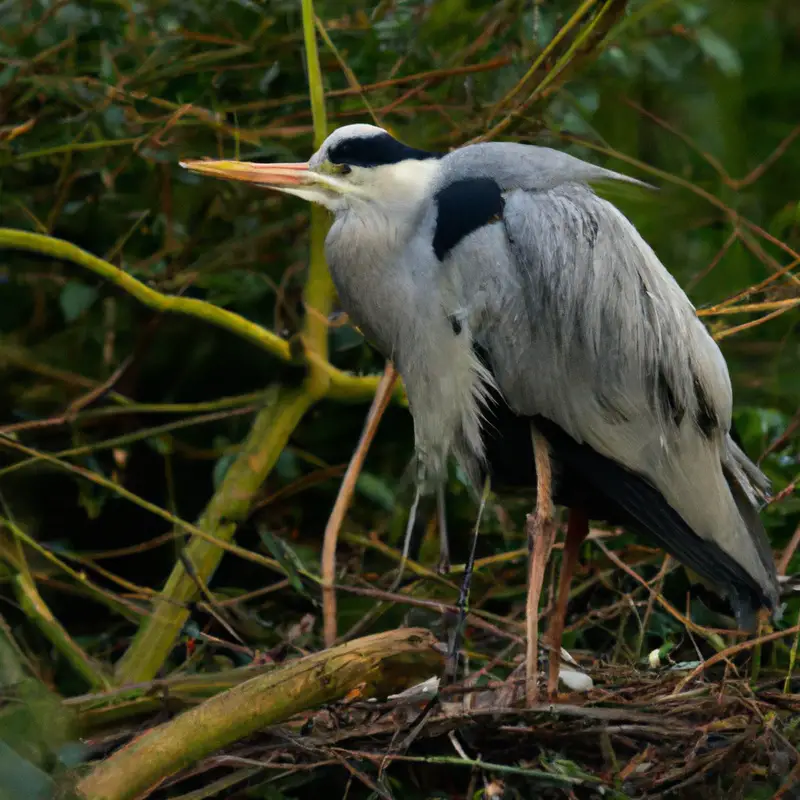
181, 124, 443, 213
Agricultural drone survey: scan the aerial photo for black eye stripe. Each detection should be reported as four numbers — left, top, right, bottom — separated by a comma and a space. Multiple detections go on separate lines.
329, 132, 441, 167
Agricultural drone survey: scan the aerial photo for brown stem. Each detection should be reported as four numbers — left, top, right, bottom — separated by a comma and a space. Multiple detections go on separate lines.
322, 363, 398, 646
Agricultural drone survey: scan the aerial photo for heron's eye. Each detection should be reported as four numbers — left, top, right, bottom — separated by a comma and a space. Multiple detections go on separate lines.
340, 165, 352, 175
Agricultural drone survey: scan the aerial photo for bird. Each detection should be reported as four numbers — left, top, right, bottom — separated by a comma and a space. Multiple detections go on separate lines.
182, 123, 780, 701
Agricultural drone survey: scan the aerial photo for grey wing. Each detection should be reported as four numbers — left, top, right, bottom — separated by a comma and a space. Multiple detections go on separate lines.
441, 180, 778, 613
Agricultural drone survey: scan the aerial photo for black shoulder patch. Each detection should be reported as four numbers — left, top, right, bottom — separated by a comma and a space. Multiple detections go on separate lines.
432, 177, 504, 262
693, 375, 718, 438
329, 133, 440, 167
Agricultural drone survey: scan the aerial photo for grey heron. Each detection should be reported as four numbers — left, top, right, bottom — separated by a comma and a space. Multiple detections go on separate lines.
182, 124, 780, 700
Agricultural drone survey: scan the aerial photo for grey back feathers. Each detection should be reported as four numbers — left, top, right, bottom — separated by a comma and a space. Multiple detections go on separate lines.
316, 125, 779, 622
443, 142, 649, 193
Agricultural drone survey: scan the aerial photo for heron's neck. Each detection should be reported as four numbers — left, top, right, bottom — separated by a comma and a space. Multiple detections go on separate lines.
325, 204, 426, 359
323, 159, 442, 353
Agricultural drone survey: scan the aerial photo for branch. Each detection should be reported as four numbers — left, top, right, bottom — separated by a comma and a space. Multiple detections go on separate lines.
0, 228, 406, 404
478, 0, 629, 143
0, 228, 289, 359
300, 0, 335, 401
13, 573, 112, 691
113, 386, 314, 684
76, 629, 441, 800
67, 663, 281, 733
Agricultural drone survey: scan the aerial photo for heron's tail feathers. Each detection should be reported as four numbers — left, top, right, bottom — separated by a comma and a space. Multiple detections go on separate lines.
721, 435, 779, 613
724, 434, 771, 504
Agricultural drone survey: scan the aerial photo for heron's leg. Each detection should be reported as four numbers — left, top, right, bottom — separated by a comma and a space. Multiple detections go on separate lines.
546, 508, 589, 699
446, 477, 490, 683
436, 482, 450, 574
389, 480, 423, 593
525, 428, 557, 706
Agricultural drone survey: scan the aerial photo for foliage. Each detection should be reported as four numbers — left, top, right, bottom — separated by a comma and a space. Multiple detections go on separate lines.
0, 0, 798, 797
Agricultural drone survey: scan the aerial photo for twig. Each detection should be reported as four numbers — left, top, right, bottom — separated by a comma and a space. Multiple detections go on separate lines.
671, 621, 800, 695
777, 523, 800, 575
489, 0, 599, 118
713, 303, 797, 341
314, 16, 382, 128
772, 760, 800, 800
335, 583, 523, 644
0, 404, 257, 480
323, 363, 398, 646
479, 0, 627, 142
783, 608, 800, 695
112, 388, 313, 684
594, 539, 739, 649
333, 748, 603, 788
64, 354, 133, 418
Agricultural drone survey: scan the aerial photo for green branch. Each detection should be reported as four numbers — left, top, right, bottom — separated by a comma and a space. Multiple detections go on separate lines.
77, 629, 441, 800
300, 0, 335, 400
0, 228, 404, 403
0, 229, 289, 360
14, 572, 112, 691
113, 387, 314, 684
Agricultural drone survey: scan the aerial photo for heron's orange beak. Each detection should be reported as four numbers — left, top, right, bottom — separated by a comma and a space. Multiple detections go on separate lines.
179, 159, 310, 187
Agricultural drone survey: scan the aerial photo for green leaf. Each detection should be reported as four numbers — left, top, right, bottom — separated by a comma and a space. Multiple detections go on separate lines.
356, 472, 395, 511
257, 529, 314, 598
0, 66, 17, 88
696, 27, 742, 77
212, 452, 237, 489
59, 281, 98, 322
0, 742, 54, 800
275, 449, 301, 481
